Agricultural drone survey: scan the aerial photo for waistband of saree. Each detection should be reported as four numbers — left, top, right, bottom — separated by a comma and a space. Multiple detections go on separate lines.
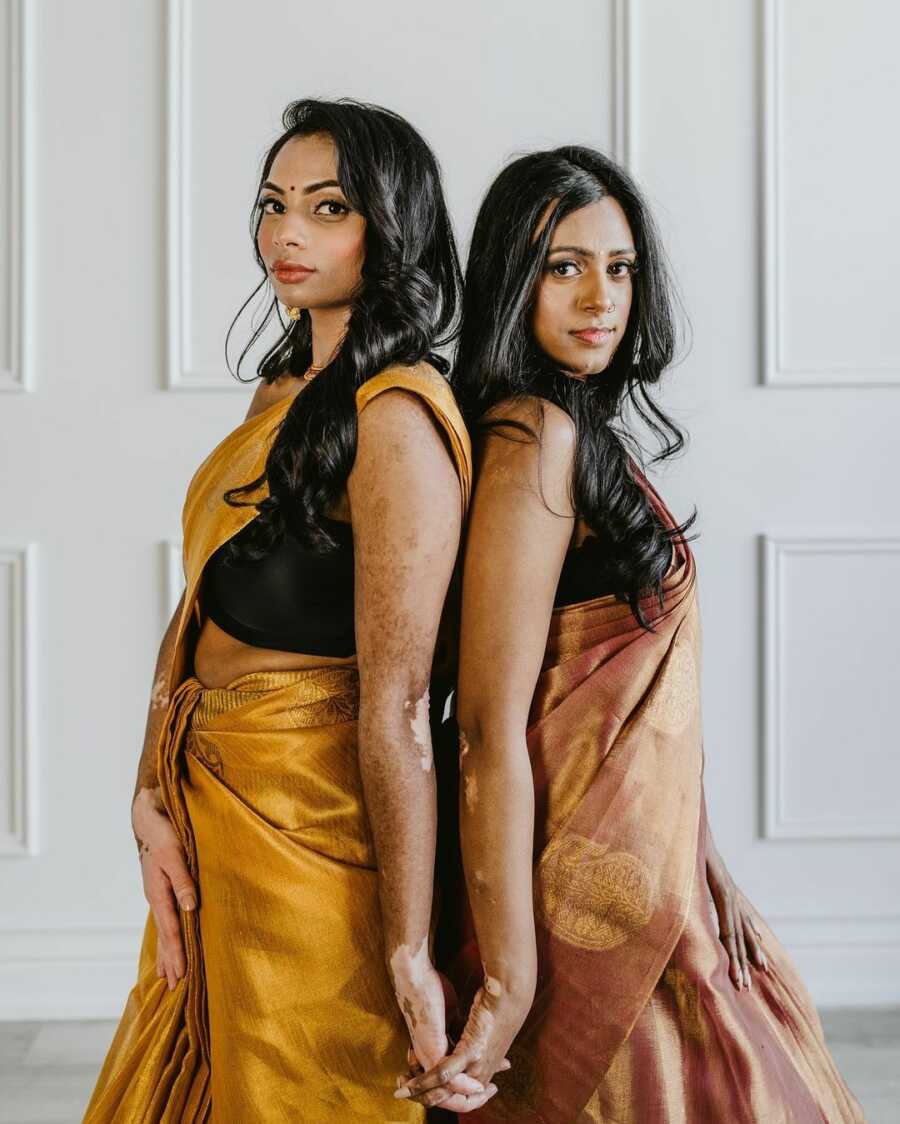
190, 664, 360, 730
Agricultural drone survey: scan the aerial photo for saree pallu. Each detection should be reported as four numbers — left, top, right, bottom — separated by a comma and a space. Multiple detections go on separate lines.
444, 467, 865, 1124
86, 362, 471, 1123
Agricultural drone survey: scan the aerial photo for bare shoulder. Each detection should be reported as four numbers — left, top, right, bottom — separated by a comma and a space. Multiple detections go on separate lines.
477, 395, 576, 515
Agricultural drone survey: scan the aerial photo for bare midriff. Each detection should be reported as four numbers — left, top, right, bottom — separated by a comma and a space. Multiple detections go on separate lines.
191, 373, 357, 690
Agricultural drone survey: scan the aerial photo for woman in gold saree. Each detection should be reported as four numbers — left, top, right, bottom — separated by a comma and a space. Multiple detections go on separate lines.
401, 147, 866, 1121
84, 98, 493, 1122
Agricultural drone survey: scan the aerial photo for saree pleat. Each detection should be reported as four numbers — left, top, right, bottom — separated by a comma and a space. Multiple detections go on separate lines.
443, 465, 865, 1124
85, 363, 472, 1123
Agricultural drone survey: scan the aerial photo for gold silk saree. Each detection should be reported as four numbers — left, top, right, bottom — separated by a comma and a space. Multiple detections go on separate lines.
442, 465, 865, 1124
84, 363, 472, 1124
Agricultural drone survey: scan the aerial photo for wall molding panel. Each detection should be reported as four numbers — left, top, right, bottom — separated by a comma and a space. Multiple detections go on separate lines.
0, 543, 37, 855
765, 914, 900, 1007
0, 926, 142, 1019
0, 915, 894, 1018
762, 532, 900, 840
761, 0, 900, 387
0, 0, 31, 393
611, 0, 635, 171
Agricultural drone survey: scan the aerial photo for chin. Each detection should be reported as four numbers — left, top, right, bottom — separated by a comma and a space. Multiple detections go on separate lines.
562, 356, 610, 380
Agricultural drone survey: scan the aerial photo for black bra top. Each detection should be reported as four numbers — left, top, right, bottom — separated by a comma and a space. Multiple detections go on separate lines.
203, 518, 617, 659
203, 516, 356, 658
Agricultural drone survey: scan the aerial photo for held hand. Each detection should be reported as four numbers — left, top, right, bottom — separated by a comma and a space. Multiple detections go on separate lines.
396, 978, 525, 1112
131, 786, 197, 991
390, 959, 497, 1114
705, 825, 768, 991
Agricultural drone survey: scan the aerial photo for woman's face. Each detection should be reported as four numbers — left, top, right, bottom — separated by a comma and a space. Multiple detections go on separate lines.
532, 196, 637, 380
256, 133, 367, 312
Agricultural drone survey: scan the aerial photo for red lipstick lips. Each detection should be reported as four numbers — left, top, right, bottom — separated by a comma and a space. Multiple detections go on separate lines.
272, 259, 315, 283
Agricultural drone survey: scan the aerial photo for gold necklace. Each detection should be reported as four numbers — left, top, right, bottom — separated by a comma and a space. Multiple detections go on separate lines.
284, 309, 333, 381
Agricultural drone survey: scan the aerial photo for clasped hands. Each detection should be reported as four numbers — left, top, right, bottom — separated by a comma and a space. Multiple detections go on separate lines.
392, 964, 526, 1113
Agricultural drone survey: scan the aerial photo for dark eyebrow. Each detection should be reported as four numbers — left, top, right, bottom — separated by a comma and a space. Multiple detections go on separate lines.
548, 244, 637, 257
260, 178, 343, 196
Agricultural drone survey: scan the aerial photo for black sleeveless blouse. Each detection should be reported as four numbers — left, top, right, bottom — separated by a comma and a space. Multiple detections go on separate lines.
203, 517, 356, 658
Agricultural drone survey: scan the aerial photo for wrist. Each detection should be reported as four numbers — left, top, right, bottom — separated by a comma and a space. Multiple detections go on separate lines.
131, 785, 164, 825
387, 935, 434, 993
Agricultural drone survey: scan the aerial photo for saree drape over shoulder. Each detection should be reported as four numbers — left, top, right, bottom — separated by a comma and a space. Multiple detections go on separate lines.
85, 364, 472, 1124
442, 467, 865, 1124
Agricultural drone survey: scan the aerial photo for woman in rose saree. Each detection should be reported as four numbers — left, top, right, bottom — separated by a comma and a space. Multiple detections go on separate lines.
401, 147, 866, 1121
84, 99, 493, 1122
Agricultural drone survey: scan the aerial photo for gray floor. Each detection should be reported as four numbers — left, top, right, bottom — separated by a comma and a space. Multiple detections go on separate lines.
0, 1009, 897, 1123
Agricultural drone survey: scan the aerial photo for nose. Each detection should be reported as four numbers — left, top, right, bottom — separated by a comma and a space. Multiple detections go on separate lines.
272, 209, 308, 250
578, 265, 614, 313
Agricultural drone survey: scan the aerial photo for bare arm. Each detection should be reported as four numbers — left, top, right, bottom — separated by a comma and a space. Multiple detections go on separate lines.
348, 388, 464, 1074
132, 591, 184, 804
400, 397, 576, 1104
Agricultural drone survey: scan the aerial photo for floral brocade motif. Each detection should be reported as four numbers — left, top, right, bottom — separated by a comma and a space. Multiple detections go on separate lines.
535, 833, 655, 953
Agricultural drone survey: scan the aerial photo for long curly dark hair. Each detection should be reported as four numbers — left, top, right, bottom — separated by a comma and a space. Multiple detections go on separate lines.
222, 98, 463, 562
452, 145, 697, 630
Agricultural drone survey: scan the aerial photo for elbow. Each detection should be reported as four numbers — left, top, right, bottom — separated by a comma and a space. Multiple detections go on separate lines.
358, 683, 436, 777
454, 699, 527, 756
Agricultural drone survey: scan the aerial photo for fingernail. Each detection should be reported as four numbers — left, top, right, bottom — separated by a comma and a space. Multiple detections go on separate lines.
181, 896, 196, 911
393, 1087, 411, 1100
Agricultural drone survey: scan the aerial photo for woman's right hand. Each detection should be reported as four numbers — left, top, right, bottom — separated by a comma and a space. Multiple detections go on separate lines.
390, 956, 499, 1114
396, 978, 528, 1111
131, 786, 197, 990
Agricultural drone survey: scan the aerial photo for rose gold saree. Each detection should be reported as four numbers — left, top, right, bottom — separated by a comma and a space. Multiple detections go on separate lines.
443, 466, 865, 1124
84, 364, 472, 1124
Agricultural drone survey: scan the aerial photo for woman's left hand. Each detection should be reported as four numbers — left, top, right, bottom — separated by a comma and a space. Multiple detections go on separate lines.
705, 825, 769, 991
395, 980, 523, 1112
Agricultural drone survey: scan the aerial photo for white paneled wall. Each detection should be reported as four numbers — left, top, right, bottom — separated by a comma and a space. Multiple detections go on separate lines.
0, 0, 30, 392
0, 0, 897, 1019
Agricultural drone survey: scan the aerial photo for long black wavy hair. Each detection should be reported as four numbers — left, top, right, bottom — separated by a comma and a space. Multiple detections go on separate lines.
222, 98, 462, 561
453, 145, 697, 630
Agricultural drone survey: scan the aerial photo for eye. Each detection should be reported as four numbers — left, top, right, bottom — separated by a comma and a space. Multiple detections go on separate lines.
314, 199, 351, 217
548, 259, 580, 277
610, 260, 638, 277
257, 195, 284, 215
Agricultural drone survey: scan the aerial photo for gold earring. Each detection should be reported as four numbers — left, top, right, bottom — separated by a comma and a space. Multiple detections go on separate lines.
286, 306, 302, 321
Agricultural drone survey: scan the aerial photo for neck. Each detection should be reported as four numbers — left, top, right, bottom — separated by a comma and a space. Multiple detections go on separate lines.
309, 305, 351, 369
